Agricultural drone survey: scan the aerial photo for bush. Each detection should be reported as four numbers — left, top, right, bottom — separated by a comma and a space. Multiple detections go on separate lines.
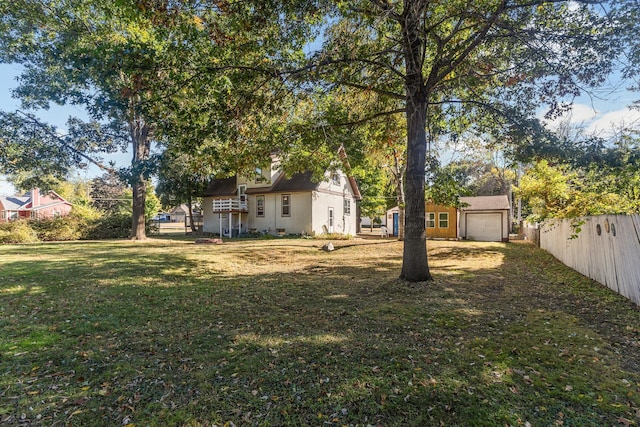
0, 207, 156, 243
84, 213, 132, 240
31, 215, 86, 241
0, 220, 40, 244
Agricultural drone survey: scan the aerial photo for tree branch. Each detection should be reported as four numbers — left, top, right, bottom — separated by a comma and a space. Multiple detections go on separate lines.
329, 108, 407, 127
332, 80, 405, 100
429, 1, 508, 88
17, 110, 117, 174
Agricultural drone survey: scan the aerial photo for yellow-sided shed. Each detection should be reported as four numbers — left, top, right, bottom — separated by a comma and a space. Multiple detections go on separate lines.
426, 202, 458, 239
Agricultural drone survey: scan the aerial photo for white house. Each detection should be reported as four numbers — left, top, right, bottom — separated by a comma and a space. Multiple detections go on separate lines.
201, 154, 361, 237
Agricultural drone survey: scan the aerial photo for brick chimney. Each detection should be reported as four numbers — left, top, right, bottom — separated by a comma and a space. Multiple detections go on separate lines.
31, 188, 40, 208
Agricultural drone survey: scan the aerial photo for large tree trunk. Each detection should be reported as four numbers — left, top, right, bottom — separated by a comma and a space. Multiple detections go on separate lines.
129, 116, 152, 240
131, 177, 147, 240
397, 202, 405, 241
399, 0, 432, 282
187, 193, 197, 234
400, 98, 431, 281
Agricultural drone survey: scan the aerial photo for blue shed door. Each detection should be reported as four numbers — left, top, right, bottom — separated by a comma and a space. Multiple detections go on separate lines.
393, 212, 399, 237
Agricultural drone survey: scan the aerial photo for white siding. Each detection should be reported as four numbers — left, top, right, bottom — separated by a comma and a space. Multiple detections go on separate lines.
311, 191, 356, 235
278, 192, 312, 235
202, 196, 216, 233
248, 193, 277, 233
212, 193, 311, 235
237, 170, 281, 191
313, 173, 358, 236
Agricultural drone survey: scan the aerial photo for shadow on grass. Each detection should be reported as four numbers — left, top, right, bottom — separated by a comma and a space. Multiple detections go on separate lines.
0, 239, 639, 426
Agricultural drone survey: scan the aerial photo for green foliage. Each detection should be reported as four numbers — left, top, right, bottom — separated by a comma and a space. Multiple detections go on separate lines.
51, 178, 92, 206
132, 184, 161, 221
0, 112, 77, 189
0, 204, 138, 243
70, 204, 102, 222
90, 171, 128, 214
30, 215, 85, 242
516, 159, 639, 222
0, 220, 39, 244
155, 149, 208, 226
517, 160, 575, 221
426, 157, 471, 207
85, 213, 133, 240
352, 157, 389, 224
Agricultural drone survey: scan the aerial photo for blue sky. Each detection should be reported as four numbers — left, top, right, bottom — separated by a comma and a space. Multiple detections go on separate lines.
1, 62, 639, 195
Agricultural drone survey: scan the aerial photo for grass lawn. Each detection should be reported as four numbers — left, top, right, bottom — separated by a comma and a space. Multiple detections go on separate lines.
1, 237, 639, 426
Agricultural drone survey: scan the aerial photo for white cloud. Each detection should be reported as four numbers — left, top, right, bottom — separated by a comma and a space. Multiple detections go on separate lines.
542, 103, 598, 130
586, 108, 640, 136
566, 104, 599, 123
542, 103, 640, 138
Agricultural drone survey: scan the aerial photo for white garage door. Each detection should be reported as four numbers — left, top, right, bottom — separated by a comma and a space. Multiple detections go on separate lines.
466, 213, 502, 241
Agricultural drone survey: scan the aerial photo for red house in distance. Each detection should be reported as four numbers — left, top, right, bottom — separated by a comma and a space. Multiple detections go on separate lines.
0, 188, 73, 222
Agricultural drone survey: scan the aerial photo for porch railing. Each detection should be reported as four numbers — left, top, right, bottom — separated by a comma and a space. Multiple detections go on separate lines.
213, 198, 248, 212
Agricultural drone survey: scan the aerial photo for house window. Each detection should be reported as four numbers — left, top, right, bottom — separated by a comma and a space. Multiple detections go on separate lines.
438, 212, 449, 228
332, 173, 340, 185
255, 167, 264, 183
426, 212, 435, 228
281, 195, 290, 217
256, 195, 265, 217
1, 211, 5, 220
343, 198, 351, 216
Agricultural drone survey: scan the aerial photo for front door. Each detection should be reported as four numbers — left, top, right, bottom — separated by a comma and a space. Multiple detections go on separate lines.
328, 208, 334, 233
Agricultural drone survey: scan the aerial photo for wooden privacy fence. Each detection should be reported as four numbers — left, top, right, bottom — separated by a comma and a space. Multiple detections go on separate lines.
538, 214, 640, 306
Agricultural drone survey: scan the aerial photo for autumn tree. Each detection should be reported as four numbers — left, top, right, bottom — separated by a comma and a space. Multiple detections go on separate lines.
515, 158, 639, 222
90, 171, 128, 214
0, 0, 221, 239
515, 116, 640, 221
296, 1, 620, 281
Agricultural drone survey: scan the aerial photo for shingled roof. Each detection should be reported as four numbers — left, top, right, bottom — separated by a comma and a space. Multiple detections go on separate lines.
266, 172, 318, 193
207, 171, 362, 199
202, 177, 238, 197
0, 196, 29, 210
202, 147, 362, 200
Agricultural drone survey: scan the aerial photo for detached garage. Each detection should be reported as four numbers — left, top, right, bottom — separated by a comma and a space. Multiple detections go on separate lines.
459, 195, 510, 242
